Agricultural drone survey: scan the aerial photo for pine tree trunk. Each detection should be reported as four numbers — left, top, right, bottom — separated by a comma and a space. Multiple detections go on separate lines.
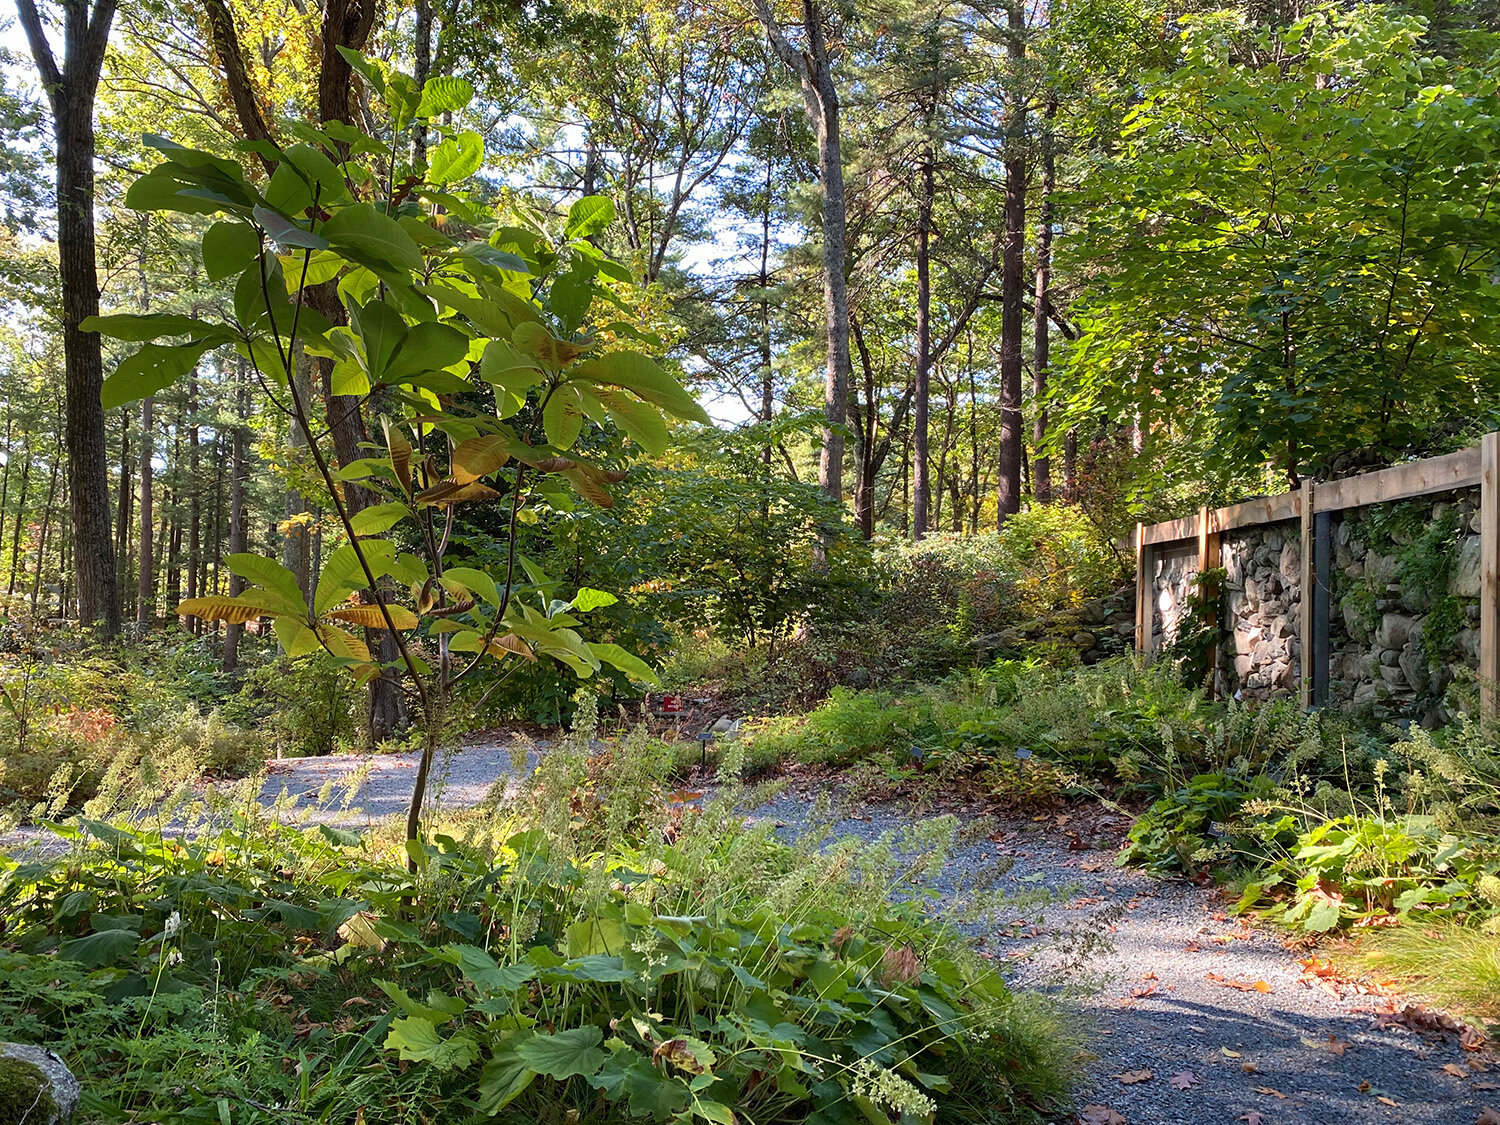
53, 72, 119, 632
7, 452, 30, 597
224, 367, 249, 671
137, 396, 154, 627
912, 134, 935, 539
996, 2, 1028, 527
1032, 96, 1057, 505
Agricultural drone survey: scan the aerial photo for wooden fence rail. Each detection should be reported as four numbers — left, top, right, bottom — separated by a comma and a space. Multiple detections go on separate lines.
1135, 436, 1500, 715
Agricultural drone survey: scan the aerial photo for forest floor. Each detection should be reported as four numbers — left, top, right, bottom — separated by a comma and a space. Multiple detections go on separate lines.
4, 738, 1494, 1124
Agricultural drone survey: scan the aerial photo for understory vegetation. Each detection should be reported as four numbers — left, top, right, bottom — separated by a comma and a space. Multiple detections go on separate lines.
0, 719, 1074, 1124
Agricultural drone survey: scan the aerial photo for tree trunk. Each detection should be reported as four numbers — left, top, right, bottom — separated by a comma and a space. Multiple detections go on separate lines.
31, 437, 61, 618
137, 396, 154, 626
1032, 96, 1057, 505
912, 134, 936, 539
412, 0, 433, 163
0, 407, 12, 578
224, 368, 249, 671
996, 3, 1028, 527
1063, 427, 1077, 500
115, 415, 132, 610
752, 0, 851, 505
46, 45, 118, 629
188, 374, 201, 632
7, 451, 31, 596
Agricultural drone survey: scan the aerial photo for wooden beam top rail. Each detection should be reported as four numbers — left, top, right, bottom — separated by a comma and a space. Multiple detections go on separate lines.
1138, 444, 1483, 546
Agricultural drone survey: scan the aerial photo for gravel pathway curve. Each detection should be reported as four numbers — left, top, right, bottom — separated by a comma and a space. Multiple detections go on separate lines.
4, 746, 1493, 1124
750, 790, 1493, 1125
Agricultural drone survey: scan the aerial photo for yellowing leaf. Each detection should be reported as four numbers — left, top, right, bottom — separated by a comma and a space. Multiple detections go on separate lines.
325, 604, 420, 630
451, 434, 510, 483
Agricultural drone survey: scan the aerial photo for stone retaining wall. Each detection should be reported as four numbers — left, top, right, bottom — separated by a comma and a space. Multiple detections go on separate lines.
1147, 488, 1479, 721
1217, 520, 1302, 700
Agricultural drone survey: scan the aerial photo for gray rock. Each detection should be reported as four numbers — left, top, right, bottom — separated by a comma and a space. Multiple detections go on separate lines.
1448, 535, 1482, 599
1377, 613, 1417, 650
1379, 664, 1408, 687
0, 1043, 79, 1125
1398, 648, 1429, 694
1279, 541, 1300, 583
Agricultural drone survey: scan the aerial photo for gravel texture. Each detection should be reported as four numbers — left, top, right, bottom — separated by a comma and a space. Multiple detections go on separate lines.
3, 745, 1494, 1124
748, 788, 1494, 1125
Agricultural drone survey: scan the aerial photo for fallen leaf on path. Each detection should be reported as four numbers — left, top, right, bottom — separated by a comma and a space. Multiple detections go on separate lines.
1206, 971, 1272, 993
1130, 984, 1157, 998
1476, 1082, 1500, 1091
1242, 1062, 1258, 1074
1378, 1095, 1399, 1106
1080, 1105, 1126, 1125
1327, 1035, 1349, 1056
1168, 1071, 1199, 1091
1477, 1108, 1500, 1125
1446, 1064, 1470, 1078
1255, 1087, 1286, 1099
1464, 1026, 1488, 1051
1221, 1047, 1243, 1058
1184, 941, 1202, 952
1359, 1081, 1371, 1092
1240, 1113, 1264, 1125
1113, 1069, 1153, 1085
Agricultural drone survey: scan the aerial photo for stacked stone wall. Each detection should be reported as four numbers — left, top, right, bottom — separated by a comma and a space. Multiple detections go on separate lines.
1216, 520, 1301, 700
1147, 487, 1482, 721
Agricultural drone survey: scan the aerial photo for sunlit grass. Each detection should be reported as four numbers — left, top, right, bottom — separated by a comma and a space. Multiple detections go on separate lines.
1337, 925, 1500, 1024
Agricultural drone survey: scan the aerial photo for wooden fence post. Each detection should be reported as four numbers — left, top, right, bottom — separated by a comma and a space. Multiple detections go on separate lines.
1299, 480, 1316, 709
1481, 433, 1500, 717
1198, 505, 1220, 695
1134, 522, 1148, 658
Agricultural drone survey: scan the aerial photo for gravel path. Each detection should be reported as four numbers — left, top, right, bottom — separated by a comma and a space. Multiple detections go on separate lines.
750, 791, 1493, 1125
4, 745, 1492, 1124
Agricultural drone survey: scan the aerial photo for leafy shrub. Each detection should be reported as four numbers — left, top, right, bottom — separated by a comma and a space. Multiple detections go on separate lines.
0, 729, 1074, 1124
224, 653, 359, 757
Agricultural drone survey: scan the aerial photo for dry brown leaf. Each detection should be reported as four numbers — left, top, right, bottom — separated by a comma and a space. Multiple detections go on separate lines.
1327, 1035, 1349, 1057
1476, 1083, 1500, 1092
1378, 1096, 1399, 1107
1168, 1071, 1199, 1091
1255, 1087, 1287, 1099
1222, 1047, 1243, 1058
1446, 1065, 1471, 1079
1113, 1069, 1154, 1085
1477, 1108, 1500, 1125
1240, 1113, 1265, 1125
1080, 1105, 1127, 1125
1130, 984, 1158, 999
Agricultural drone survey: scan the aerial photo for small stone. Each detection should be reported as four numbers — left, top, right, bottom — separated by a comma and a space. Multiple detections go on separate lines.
1377, 613, 1417, 650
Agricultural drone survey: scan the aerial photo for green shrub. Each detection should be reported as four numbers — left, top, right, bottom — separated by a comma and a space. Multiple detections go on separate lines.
0, 729, 1075, 1125
224, 653, 359, 757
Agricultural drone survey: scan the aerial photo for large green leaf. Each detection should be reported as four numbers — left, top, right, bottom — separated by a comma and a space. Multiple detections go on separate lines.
351, 299, 407, 378
564, 196, 615, 241
59, 928, 139, 968
102, 339, 220, 410
253, 204, 329, 251
228, 553, 306, 609
542, 385, 585, 450
323, 202, 424, 273
447, 944, 537, 993
441, 567, 501, 608
417, 76, 475, 117
83, 313, 223, 343
283, 143, 349, 203
202, 221, 261, 281
429, 132, 484, 186
478, 1049, 537, 1113
348, 501, 411, 536
385, 1016, 480, 1071
581, 386, 670, 455
515, 1026, 605, 1080
383, 321, 472, 384
588, 643, 660, 685
572, 351, 708, 424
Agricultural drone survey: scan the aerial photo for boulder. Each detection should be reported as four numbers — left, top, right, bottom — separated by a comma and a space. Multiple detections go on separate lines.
1279, 541, 1300, 583
1376, 613, 1417, 651
1398, 647, 1429, 695
0, 1044, 79, 1125
1448, 535, 1482, 599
